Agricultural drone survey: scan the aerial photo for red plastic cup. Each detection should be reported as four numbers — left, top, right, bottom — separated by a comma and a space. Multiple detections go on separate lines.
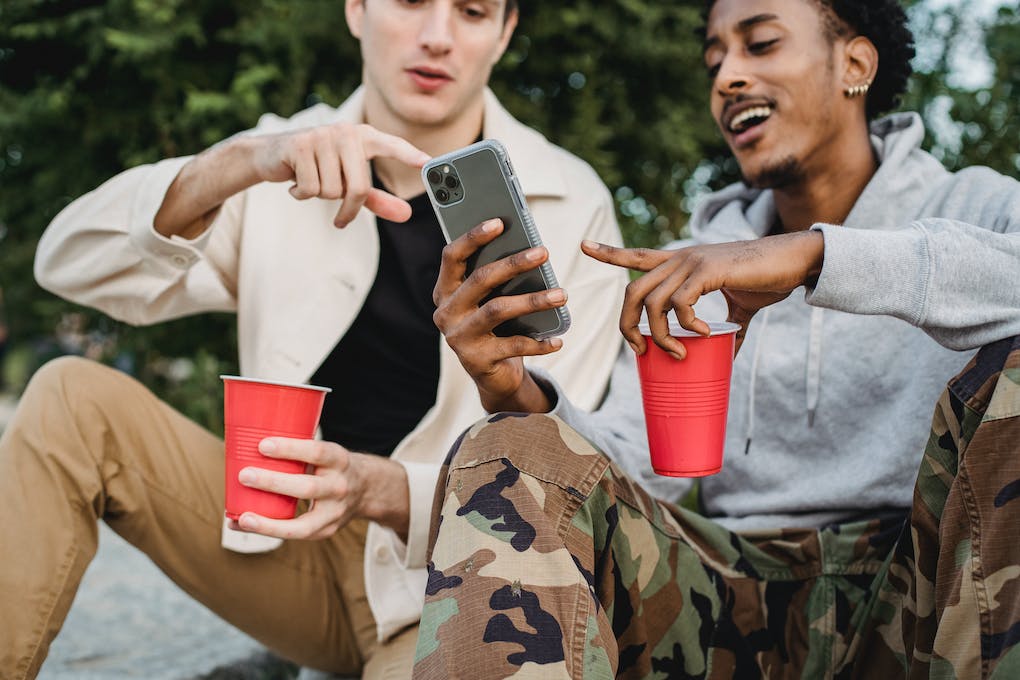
635, 320, 740, 477
220, 376, 331, 520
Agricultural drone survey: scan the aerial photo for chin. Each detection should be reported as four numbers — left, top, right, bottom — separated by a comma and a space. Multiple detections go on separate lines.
395, 96, 460, 127
740, 155, 804, 190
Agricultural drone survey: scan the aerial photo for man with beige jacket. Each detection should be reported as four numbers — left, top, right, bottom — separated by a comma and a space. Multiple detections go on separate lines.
0, 0, 625, 678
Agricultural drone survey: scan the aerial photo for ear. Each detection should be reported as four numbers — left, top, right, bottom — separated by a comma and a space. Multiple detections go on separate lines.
492, 6, 519, 65
345, 0, 366, 40
841, 35, 879, 89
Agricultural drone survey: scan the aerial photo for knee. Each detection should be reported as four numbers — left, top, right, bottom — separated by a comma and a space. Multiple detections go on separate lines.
448, 413, 557, 467
448, 412, 606, 484
20, 356, 127, 420
24, 356, 110, 398
3, 358, 120, 467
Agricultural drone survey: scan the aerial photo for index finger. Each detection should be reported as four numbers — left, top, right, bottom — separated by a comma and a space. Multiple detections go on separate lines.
360, 125, 432, 168
581, 241, 672, 272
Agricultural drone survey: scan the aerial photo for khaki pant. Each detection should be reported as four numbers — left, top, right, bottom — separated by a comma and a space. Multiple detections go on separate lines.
0, 356, 416, 679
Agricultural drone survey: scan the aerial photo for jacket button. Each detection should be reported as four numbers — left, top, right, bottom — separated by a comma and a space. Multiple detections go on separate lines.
171, 254, 189, 267
375, 545, 389, 563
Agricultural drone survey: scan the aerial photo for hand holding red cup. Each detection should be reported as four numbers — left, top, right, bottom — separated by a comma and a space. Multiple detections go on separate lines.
220, 376, 331, 520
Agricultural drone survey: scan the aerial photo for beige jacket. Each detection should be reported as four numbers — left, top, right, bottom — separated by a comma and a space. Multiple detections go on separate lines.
35, 87, 626, 640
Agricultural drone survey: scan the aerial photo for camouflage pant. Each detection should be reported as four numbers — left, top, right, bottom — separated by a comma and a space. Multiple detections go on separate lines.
413, 336, 1020, 679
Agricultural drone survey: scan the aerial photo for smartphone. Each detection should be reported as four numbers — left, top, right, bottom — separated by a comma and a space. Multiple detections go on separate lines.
422, 139, 571, 339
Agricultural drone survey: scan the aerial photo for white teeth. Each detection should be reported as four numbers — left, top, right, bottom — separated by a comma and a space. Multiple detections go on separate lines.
729, 106, 773, 132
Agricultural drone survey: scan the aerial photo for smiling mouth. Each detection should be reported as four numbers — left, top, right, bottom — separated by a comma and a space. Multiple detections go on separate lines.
728, 106, 773, 134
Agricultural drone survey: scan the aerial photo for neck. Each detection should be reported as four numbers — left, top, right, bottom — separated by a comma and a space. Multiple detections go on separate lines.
773, 123, 878, 233
362, 88, 487, 200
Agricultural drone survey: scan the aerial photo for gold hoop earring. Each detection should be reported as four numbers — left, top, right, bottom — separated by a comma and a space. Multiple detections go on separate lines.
844, 81, 872, 98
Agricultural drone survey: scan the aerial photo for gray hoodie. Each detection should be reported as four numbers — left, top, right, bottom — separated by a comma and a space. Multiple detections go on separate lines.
540, 112, 1020, 529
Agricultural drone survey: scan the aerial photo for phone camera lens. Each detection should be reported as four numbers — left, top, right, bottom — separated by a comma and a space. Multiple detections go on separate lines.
427, 169, 442, 185
436, 188, 450, 202
444, 175, 459, 189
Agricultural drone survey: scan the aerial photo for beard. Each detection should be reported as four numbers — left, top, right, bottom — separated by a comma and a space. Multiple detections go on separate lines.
741, 155, 805, 190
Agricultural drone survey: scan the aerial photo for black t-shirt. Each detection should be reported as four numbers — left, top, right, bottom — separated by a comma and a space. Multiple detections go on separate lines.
310, 188, 447, 456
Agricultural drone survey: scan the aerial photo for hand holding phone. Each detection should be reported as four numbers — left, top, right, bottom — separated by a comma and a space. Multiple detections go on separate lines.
431, 218, 566, 415
422, 139, 570, 339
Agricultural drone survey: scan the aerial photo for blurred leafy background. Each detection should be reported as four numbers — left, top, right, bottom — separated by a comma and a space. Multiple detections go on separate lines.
0, 0, 1017, 433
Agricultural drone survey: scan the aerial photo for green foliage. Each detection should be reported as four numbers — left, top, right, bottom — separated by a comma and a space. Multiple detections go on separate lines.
0, 0, 355, 428
1, 0, 1018, 429
903, 4, 1020, 175
493, 1, 729, 247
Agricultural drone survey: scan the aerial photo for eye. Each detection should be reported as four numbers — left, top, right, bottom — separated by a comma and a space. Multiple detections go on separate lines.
748, 38, 779, 54
706, 62, 721, 79
461, 3, 489, 19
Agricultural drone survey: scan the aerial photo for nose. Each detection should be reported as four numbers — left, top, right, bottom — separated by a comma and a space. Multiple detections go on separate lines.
715, 55, 751, 95
419, 2, 454, 56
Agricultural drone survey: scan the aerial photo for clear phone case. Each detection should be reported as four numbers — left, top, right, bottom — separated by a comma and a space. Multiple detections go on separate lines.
422, 139, 571, 339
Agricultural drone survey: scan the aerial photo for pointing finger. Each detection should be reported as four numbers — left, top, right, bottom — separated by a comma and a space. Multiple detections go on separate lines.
581, 240, 671, 272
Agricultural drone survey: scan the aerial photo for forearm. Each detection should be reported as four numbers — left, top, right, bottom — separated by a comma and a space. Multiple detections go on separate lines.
154, 135, 263, 240
807, 221, 1020, 349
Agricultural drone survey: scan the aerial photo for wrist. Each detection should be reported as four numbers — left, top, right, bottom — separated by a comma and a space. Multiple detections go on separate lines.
481, 370, 552, 414
154, 136, 262, 239
801, 230, 825, 287
356, 455, 410, 541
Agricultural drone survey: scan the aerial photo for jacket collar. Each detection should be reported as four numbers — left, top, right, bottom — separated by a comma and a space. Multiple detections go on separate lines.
332, 86, 568, 199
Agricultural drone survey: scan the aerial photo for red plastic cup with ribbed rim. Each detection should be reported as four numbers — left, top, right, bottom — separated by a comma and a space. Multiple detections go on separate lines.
220, 376, 331, 520
635, 321, 739, 477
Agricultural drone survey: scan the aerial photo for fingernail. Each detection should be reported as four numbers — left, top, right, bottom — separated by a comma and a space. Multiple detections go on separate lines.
582, 240, 599, 251
525, 248, 544, 261
547, 289, 566, 303
668, 351, 685, 361
548, 338, 563, 349
239, 468, 256, 485
482, 219, 500, 232
259, 439, 276, 454
239, 514, 259, 531
627, 341, 640, 354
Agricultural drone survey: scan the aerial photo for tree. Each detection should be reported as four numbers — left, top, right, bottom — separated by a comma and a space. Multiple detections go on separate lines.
903, 3, 1020, 175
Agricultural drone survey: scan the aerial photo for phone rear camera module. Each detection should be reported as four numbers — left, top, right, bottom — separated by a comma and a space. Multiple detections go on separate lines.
444, 175, 459, 189
427, 168, 442, 185
436, 188, 450, 203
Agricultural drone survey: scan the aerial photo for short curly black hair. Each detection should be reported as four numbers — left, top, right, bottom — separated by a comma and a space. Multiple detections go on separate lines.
703, 0, 915, 119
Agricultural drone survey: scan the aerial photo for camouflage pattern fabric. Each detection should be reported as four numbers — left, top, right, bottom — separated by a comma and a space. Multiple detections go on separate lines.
413, 336, 1020, 679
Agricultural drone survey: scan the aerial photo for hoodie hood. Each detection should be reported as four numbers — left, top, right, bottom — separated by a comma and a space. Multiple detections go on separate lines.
686, 112, 936, 242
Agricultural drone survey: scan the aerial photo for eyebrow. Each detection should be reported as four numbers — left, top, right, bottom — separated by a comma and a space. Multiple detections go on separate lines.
702, 13, 781, 55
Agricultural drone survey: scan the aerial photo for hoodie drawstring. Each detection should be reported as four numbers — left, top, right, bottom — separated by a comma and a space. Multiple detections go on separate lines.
806, 306, 824, 427
744, 307, 771, 455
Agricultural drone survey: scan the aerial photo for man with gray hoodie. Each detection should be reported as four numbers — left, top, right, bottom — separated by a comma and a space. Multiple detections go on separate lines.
414, 0, 1020, 677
